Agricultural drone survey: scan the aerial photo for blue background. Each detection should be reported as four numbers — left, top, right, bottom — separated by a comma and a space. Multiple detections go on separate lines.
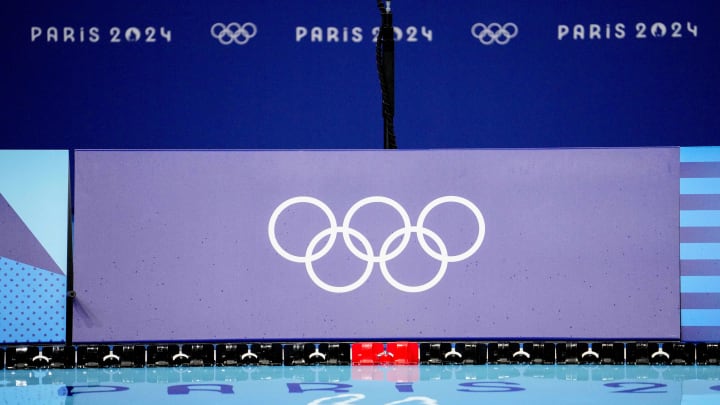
3, 0, 719, 149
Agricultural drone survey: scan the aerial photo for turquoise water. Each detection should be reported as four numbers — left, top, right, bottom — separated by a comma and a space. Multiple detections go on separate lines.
2, 365, 720, 404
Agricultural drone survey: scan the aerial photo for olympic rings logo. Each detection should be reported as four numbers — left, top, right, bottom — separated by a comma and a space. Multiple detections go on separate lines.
211, 22, 257, 45
471, 22, 518, 45
268, 196, 486, 293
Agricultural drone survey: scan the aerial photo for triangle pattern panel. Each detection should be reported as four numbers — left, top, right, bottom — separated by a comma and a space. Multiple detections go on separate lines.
0, 193, 62, 275
0, 150, 68, 274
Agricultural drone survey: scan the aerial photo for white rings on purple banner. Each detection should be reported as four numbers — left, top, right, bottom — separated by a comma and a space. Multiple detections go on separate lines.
268, 196, 485, 293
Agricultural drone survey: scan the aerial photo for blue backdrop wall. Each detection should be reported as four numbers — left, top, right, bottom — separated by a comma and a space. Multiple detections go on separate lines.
3, 0, 719, 149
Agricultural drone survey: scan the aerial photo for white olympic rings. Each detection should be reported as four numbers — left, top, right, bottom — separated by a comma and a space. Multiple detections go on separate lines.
268, 196, 486, 293
471, 22, 518, 45
211, 22, 257, 45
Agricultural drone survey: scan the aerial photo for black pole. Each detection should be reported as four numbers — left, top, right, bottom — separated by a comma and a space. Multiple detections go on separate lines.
65, 156, 75, 347
378, 1, 397, 149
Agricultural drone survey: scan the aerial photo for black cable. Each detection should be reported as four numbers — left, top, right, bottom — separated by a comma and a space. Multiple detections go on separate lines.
376, 1, 397, 149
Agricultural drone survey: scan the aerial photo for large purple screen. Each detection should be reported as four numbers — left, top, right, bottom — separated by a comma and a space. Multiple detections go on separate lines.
73, 149, 679, 342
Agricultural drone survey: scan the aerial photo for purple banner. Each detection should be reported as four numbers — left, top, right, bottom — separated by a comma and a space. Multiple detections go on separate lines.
73, 149, 679, 342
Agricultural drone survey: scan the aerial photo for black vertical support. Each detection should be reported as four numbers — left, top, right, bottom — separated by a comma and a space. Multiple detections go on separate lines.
377, 1, 396, 149
381, 9, 396, 149
65, 152, 75, 347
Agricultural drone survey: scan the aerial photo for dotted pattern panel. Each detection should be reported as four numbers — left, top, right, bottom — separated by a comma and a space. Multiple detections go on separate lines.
0, 256, 66, 343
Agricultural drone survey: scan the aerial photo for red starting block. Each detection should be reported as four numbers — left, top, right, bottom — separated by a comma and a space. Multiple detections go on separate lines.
351, 342, 419, 365
351, 343, 385, 365
386, 342, 419, 365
